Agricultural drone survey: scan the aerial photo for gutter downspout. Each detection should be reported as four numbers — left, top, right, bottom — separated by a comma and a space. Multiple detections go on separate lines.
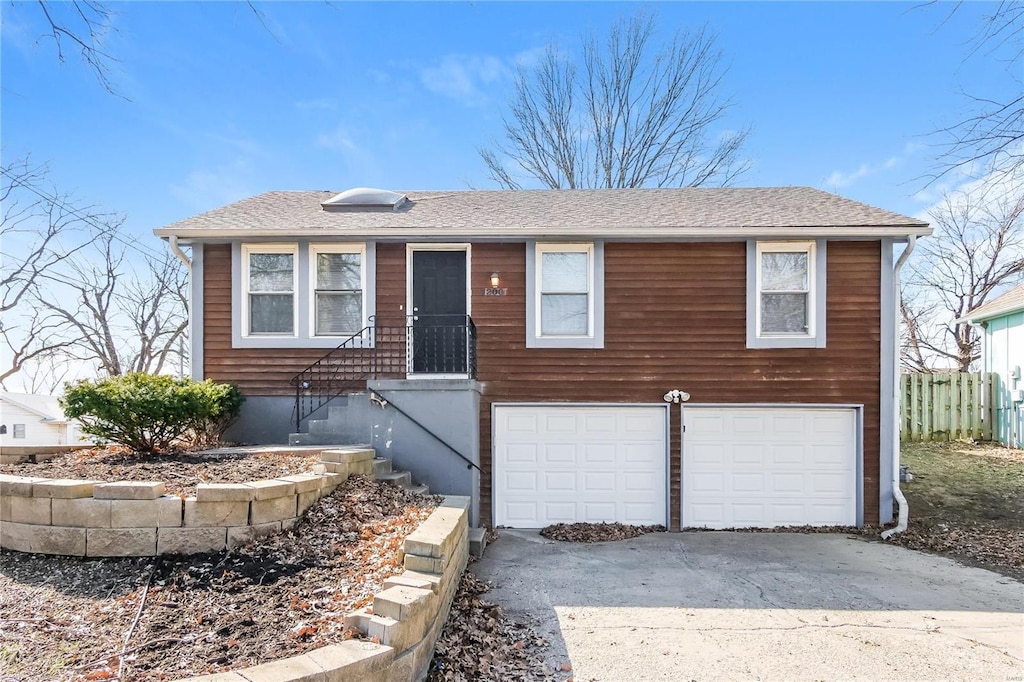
882, 235, 916, 540
169, 235, 192, 269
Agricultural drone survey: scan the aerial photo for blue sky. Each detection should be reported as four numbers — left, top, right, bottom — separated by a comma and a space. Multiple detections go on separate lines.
1, 1, 1015, 243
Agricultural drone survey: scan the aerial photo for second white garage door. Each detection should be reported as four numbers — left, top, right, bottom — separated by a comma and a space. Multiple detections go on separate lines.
682, 406, 859, 529
493, 405, 668, 528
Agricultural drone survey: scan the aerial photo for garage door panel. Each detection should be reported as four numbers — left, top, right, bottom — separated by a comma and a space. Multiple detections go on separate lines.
495, 405, 667, 528
683, 407, 857, 529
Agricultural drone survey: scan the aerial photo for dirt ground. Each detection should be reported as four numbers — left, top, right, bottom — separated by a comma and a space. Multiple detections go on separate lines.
0, 447, 320, 496
885, 440, 1024, 580
0, 475, 437, 681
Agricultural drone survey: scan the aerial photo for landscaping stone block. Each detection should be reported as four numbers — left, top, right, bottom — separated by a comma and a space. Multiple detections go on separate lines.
382, 573, 438, 594
10, 496, 51, 525
52, 498, 112, 528
296, 490, 322, 516
282, 516, 301, 531
232, 652, 326, 682
87, 527, 157, 556
247, 479, 297, 500
343, 606, 374, 635
158, 526, 227, 554
93, 481, 165, 500
306, 641, 395, 681
276, 474, 323, 494
195, 483, 256, 503
0, 522, 85, 556
366, 614, 399, 643
227, 521, 282, 548
32, 479, 100, 499
250, 494, 298, 525
178, 673, 249, 682
184, 499, 249, 527
469, 526, 487, 557
110, 497, 182, 528
0, 493, 10, 522
440, 495, 471, 513
403, 553, 445, 575
372, 585, 435, 622
320, 448, 374, 464
0, 474, 45, 496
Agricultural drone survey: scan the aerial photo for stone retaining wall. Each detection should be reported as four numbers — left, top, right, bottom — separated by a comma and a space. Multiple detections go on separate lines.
0, 447, 376, 557
182, 495, 471, 682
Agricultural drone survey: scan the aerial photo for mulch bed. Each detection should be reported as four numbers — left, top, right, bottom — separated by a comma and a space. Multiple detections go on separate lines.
539, 522, 666, 543
428, 572, 560, 681
0, 475, 438, 681
0, 446, 320, 496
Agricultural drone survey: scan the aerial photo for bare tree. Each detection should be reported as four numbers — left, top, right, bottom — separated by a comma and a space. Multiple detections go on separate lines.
38, 227, 188, 377
901, 179, 1024, 371
32, 0, 122, 96
480, 12, 749, 189
929, 1, 1023, 180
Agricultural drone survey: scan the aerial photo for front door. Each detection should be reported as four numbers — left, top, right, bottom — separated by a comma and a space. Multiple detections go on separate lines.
411, 250, 468, 374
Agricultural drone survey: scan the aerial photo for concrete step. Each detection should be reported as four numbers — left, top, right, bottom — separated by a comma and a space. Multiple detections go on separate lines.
408, 483, 430, 496
377, 470, 412, 488
289, 432, 350, 446
468, 527, 487, 558
306, 419, 337, 435
372, 458, 392, 476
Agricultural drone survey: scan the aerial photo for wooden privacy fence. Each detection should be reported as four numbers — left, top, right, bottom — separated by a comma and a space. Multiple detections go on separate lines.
900, 372, 995, 442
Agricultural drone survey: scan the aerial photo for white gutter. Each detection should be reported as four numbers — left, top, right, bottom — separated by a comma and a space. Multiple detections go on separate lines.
882, 235, 916, 540
168, 235, 192, 269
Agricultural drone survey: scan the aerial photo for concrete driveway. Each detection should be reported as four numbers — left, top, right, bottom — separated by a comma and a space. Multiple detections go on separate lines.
471, 531, 1024, 681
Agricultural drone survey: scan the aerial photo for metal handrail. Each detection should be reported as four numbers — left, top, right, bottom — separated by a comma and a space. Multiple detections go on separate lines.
369, 389, 481, 472
291, 314, 477, 431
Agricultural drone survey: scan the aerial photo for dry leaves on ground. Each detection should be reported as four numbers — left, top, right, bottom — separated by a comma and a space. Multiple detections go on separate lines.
539, 522, 666, 543
428, 572, 557, 681
0, 447, 319, 496
0, 475, 438, 681
882, 521, 1024, 581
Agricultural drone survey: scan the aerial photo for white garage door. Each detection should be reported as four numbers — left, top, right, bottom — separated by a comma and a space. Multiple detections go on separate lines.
494, 405, 668, 528
683, 406, 858, 529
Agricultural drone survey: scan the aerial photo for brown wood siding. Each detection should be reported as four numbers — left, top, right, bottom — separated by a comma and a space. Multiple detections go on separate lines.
202, 243, 408, 394
472, 241, 882, 529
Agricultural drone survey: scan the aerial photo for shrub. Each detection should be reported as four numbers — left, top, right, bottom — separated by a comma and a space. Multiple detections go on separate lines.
61, 373, 244, 454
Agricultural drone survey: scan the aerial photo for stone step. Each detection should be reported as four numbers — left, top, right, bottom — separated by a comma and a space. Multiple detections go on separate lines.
408, 484, 430, 496
372, 458, 392, 476
468, 527, 487, 558
376, 470, 412, 488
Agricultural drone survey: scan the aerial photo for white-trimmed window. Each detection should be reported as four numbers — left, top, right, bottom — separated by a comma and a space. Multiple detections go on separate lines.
242, 244, 297, 336
747, 240, 826, 349
537, 243, 594, 337
310, 244, 365, 336
13, 424, 26, 439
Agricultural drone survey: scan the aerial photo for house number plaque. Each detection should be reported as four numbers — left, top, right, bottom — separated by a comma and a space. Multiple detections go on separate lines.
483, 287, 508, 296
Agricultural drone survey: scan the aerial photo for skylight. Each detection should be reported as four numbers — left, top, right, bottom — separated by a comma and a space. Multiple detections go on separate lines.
321, 187, 408, 212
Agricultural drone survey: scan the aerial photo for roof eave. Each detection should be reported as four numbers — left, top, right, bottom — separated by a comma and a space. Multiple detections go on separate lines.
154, 224, 933, 240
957, 303, 1024, 325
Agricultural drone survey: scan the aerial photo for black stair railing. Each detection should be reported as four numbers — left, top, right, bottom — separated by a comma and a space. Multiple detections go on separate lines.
291, 315, 477, 431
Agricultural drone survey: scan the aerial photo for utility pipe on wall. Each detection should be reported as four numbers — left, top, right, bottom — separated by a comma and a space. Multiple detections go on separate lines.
882, 235, 916, 540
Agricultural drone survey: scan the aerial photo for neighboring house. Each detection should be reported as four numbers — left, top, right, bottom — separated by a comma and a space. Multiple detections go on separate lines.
0, 393, 82, 447
155, 187, 931, 530
959, 284, 1024, 448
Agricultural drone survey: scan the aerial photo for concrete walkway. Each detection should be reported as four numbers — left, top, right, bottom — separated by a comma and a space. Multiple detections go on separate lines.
472, 531, 1024, 681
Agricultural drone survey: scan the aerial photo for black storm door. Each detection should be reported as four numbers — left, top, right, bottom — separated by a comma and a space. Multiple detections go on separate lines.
411, 250, 468, 373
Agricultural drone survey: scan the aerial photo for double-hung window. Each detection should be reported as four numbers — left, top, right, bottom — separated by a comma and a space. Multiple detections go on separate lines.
748, 240, 825, 348
311, 245, 364, 336
243, 244, 297, 336
527, 242, 604, 348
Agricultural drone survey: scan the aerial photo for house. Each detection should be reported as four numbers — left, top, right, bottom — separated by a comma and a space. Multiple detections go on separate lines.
0, 393, 82, 448
154, 187, 931, 530
959, 284, 1024, 448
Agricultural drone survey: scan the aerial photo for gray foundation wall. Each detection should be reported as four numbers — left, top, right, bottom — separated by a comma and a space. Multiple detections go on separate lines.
224, 396, 301, 445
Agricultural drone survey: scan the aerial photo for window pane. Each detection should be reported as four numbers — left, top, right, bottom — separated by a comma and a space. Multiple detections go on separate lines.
316, 292, 362, 335
250, 293, 294, 334
761, 293, 808, 333
317, 252, 361, 290
541, 293, 588, 335
13, 424, 26, 439
761, 252, 808, 291
541, 252, 588, 292
249, 253, 293, 292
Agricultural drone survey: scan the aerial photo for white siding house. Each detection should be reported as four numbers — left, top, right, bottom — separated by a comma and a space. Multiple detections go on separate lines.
0, 393, 82, 448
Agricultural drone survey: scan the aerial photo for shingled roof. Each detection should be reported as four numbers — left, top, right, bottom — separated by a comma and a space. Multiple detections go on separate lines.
959, 284, 1024, 323
154, 187, 930, 240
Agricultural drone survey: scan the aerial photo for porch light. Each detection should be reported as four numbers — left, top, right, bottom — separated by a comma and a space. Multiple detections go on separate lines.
490, 272, 500, 287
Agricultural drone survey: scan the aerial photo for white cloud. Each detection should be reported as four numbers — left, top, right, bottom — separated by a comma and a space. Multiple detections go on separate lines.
316, 123, 358, 152
169, 160, 254, 211
420, 54, 510, 106
824, 149, 913, 190
825, 163, 872, 189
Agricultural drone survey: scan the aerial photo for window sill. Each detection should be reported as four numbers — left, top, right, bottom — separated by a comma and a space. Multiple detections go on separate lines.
527, 335, 603, 349
746, 334, 825, 349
